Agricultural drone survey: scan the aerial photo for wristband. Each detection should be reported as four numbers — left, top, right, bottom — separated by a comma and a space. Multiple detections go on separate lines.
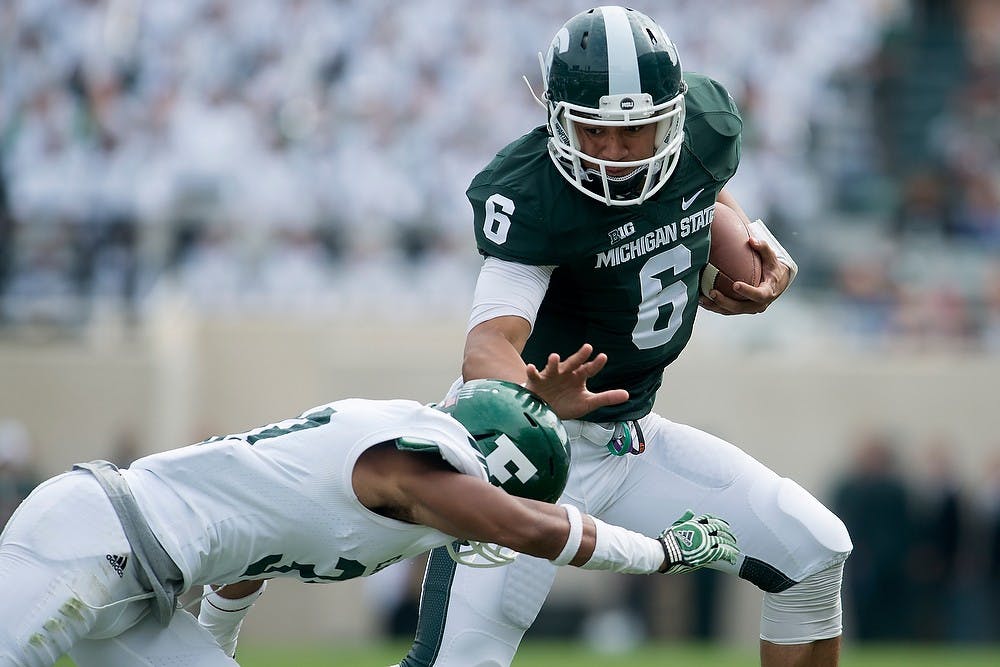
550, 504, 583, 566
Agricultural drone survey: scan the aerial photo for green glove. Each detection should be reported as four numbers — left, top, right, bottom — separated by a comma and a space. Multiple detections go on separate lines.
657, 510, 740, 574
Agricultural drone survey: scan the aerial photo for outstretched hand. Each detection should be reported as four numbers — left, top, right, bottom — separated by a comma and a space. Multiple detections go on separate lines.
524, 343, 628, 420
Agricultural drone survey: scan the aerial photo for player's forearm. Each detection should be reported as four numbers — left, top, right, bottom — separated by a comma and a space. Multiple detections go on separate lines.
198, 580, 268, 657
545, 505, 741, 576
503, 500, 665, 574
553, 505, 666, 574
212, 579, 265, 598
462, 319, 531, 383
462, 349, 527, 384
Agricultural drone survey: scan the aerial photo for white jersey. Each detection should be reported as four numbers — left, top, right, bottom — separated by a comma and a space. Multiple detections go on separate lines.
123, 398, 487, 589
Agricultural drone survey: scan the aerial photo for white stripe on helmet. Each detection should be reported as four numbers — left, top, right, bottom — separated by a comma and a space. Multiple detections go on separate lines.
601, 6, 641, 95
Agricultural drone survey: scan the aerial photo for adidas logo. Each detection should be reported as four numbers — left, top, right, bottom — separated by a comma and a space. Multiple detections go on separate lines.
675, 530, 695, 548
106, 553, 128, 578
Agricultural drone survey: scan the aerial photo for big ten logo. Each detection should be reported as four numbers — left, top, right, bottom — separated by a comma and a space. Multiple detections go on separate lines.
608, 221, 636, 244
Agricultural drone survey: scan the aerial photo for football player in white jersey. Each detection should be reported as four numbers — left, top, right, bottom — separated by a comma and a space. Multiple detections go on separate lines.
0, 366, 739, 667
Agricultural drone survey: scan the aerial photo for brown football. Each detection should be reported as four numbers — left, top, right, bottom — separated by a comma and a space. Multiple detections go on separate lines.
699, 202, 763, 301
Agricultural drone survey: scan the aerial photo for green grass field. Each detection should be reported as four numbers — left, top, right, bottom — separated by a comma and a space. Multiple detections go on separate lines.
54, 639, 1000, 666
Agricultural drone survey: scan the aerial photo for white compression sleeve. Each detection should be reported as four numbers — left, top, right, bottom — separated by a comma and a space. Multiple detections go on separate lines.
467, 257, 554, 332
582, 517, 665, 575
197, 581, 267, 657
550, 504, 584, 566
760, 561, 845, 643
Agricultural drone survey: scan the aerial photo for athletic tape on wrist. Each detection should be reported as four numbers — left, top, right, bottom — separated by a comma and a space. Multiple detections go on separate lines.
550, 504, 583, 566
748, 218, 798, 284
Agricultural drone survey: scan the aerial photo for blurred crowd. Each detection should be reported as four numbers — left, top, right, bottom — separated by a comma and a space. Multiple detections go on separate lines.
0, 0, 999, 349
832, 431, 1000, 643
0, 419, 40, 530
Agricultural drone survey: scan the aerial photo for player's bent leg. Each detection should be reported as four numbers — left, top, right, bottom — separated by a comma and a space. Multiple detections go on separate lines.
0, 547, 103, 667
594, 416, 852, 666
760, 636, 841, 667
741, 473, 851, 667
733, 469, 851, 667
759, 562, 847, 667
71, 609, 239, 667
738, 478, 852, 595
0, 472, 148, 667
760, 561, 847, 644
399, 546, 557, 667
598, 417, 852, 591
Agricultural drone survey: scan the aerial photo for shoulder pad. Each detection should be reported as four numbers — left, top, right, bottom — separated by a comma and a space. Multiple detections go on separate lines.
682, 72, 742, 182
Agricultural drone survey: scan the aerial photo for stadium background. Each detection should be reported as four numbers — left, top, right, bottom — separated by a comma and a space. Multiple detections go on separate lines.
1, 0, 998, 658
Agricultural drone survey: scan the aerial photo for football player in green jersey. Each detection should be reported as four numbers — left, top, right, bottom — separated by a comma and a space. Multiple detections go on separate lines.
396, 6, 852, 667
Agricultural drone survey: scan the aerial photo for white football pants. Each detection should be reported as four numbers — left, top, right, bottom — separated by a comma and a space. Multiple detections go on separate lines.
399, 413, 852, 666
0, 471, 235, 667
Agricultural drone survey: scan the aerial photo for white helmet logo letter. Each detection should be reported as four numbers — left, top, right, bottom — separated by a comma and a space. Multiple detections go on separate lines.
486, 434, 538, 485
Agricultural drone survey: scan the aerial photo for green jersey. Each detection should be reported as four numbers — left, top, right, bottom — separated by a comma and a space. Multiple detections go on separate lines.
468, 73, 742, 422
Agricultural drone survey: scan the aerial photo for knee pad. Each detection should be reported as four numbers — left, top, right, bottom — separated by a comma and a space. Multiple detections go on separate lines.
760, 561, 846, 644
742, 477, 852, 592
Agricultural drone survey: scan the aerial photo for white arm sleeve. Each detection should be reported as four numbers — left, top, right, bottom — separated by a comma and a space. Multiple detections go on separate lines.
467, 257, 554, 333
747, 218, 798, 286
582, 517, 665, 575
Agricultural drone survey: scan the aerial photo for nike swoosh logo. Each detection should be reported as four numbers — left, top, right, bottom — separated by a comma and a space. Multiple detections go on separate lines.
681, 188, 705, 211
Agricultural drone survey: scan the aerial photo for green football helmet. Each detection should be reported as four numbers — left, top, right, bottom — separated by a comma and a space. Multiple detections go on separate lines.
438, 379, 570, 503
435, 379, 571, 567
536, 6, 686, 206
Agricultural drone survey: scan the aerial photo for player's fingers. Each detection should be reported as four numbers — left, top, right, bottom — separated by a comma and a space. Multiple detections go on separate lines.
749, 235, 778, 263
561, 343, 595, 370
717, 544, 740, 564
703, 514, 731, 529
575, 352, 609, 378
706, 289, 763, 314
540, 352, 562, 375
586, 388, 629, 409
714, 530, 739, 549
730, 282, 772, 310
698, 296, 729, 314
